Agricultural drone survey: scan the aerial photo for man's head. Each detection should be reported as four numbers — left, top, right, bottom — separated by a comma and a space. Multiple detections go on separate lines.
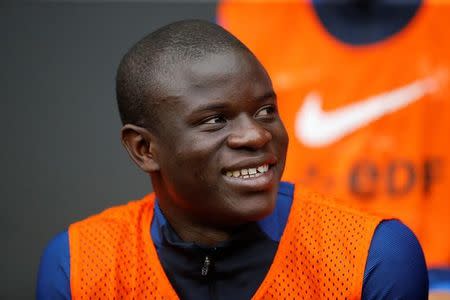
116, 19, 249, 132
117, 20, 288, 233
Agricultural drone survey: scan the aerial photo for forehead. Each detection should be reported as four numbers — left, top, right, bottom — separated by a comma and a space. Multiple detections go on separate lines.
158, 50, 273, 109
187, 50, 267, 87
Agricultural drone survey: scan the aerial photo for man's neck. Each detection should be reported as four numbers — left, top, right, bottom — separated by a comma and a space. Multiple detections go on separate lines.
152, 190, 235, 246
163, 211, 233, 247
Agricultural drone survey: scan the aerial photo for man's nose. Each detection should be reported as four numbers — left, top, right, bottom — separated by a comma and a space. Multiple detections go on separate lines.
226, 115, 272, 150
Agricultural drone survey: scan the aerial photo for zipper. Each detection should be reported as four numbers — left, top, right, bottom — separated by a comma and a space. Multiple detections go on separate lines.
201, 254, 216, 299
201, 255, 211, 276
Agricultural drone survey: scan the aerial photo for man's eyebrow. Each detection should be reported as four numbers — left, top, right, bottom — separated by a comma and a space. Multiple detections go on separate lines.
256, 91, 277, 101
192, 103, 228, 113
191, 91, 277, 113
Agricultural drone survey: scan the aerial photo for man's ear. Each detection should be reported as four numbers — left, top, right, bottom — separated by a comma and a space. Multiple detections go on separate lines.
121, 124, 160, 173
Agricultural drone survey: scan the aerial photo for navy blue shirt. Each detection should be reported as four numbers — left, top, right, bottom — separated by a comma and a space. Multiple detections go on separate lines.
37, 182, 429, 299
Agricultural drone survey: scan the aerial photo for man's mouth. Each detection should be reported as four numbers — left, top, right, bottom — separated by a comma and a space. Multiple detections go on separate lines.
225, 164, 270, 179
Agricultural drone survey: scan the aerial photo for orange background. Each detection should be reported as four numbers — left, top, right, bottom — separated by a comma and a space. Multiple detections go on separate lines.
218, 0, 450, 267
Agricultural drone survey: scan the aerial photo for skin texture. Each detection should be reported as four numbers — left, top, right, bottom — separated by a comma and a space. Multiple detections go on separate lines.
429, 293, 450, 300
121, 49, 288, 245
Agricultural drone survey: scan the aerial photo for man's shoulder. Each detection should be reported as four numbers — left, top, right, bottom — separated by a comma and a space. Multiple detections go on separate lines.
67, 193, 156, 259
285, 183, 428, 298
362, 219, 429, 298
37, 231, 71, 300
291, 183, 384, 223
71, 193, 155, 227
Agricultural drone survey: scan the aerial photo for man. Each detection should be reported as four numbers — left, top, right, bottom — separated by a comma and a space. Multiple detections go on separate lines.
37, 20, 428, 299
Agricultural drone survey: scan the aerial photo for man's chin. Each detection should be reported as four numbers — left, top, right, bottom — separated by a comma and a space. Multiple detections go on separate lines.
228, 192, 277, 223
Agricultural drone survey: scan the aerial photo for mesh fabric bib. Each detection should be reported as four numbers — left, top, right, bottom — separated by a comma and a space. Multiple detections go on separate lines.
69, 189, 382, 299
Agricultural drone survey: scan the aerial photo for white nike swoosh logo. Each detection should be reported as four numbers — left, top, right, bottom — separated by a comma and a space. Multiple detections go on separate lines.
295, 77, 437, 148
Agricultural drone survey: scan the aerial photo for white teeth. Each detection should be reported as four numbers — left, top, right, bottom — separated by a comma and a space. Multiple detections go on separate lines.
225, 164, 270, 178
248, 168, 257, 175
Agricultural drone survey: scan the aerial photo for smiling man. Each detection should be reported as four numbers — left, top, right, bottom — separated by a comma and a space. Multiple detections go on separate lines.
37, 20, 428, 299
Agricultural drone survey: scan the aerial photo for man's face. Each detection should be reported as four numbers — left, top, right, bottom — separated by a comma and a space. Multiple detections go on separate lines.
151, 49, 288, 227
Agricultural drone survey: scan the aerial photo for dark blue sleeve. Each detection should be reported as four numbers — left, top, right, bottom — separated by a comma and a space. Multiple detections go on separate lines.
362, 220, 428, 299
36, 231, 71, 300
429, 268, 450, 293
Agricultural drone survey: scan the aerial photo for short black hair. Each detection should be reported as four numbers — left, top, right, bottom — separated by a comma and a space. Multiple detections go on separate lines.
116, 19, 250, 131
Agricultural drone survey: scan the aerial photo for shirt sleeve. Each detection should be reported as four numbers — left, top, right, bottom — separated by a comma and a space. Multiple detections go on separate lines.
429, 268, 450, 293
36, 231, 71, 300
362, 220, 428, 300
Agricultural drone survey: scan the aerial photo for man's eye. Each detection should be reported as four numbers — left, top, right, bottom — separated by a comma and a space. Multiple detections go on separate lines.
255, 105, 276, 118
204, 116, 226, 124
